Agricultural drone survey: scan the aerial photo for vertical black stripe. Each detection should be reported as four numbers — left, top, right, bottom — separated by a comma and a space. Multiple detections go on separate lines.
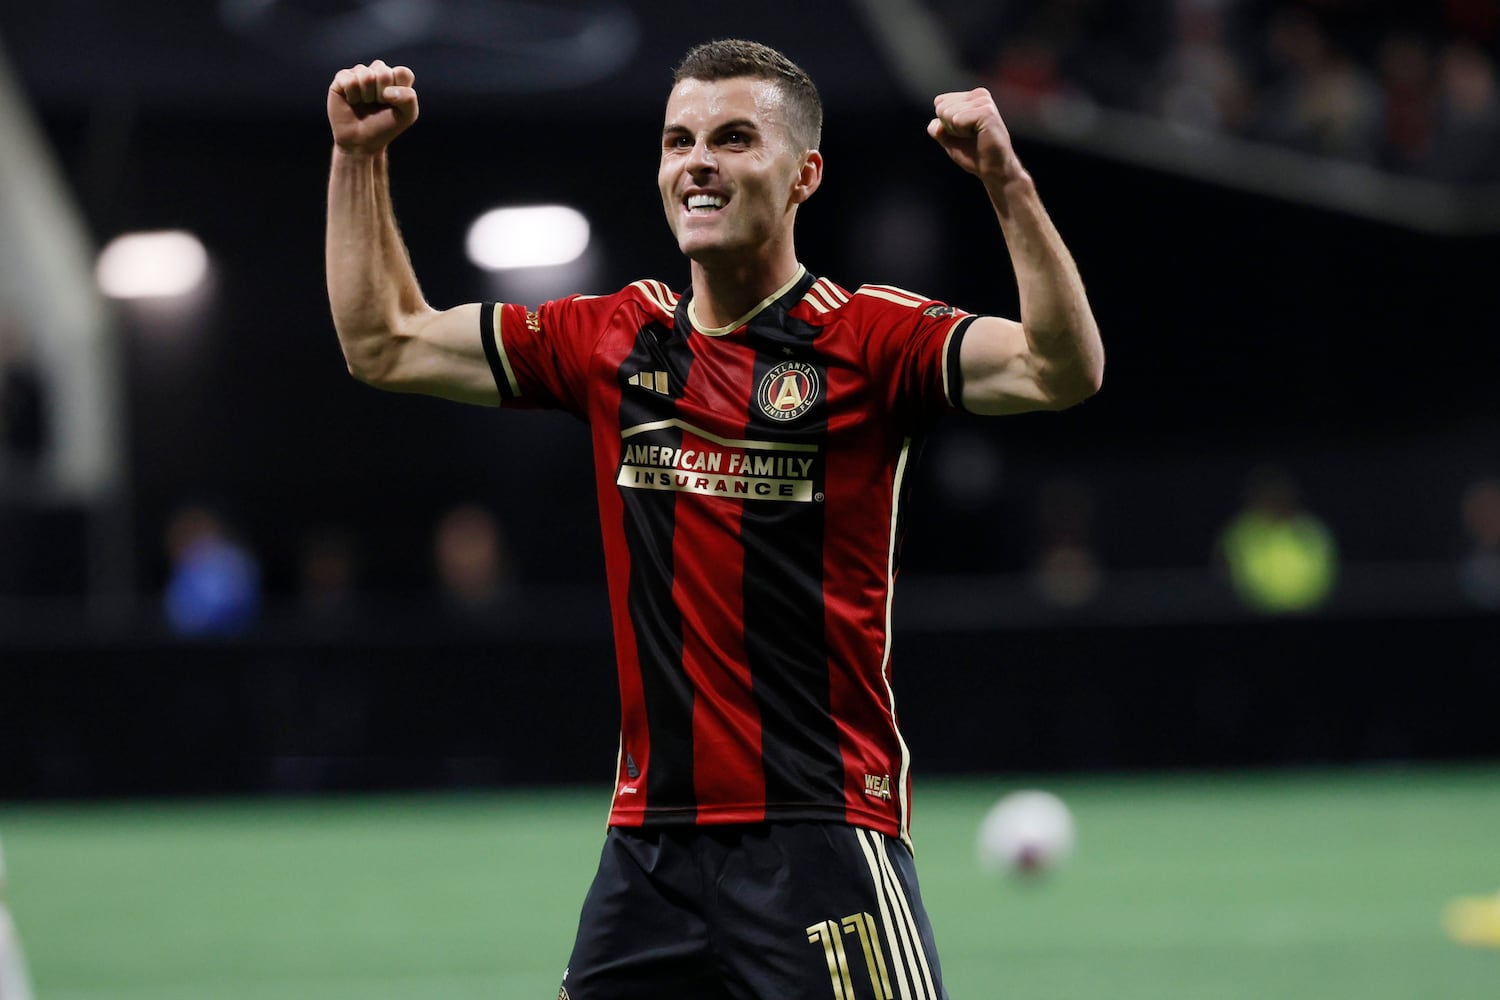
616, 320, 697, 815
740, 286, 844, 808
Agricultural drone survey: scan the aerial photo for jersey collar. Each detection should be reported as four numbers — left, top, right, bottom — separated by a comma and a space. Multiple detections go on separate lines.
686, 265, 808, 337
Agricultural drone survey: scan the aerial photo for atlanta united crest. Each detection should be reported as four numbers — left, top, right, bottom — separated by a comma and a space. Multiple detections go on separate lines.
758, 360, 820, 422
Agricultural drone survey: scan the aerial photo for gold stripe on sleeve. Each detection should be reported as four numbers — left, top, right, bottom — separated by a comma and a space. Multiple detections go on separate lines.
492, 303, 521, 398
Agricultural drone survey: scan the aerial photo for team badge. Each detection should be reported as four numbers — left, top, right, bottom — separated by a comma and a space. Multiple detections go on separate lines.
757, 361, 820, 422
922, 304, 958, 318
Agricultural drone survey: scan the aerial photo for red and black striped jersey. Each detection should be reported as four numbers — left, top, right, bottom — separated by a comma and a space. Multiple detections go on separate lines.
481, 266, 973, 845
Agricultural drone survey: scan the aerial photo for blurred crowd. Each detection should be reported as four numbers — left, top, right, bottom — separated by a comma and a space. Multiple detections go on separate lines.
156, 500, 519, 639
936, 0, 1500, 183
140, 461, 1500, 642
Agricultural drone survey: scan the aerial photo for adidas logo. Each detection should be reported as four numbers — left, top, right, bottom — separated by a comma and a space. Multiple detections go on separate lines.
627, 370, 671, 394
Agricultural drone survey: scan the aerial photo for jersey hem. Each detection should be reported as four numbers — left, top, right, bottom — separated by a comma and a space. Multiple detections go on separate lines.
606, 803, 902, 840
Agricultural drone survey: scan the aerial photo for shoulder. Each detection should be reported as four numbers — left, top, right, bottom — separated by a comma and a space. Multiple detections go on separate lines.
790, 277, 916, 325
852, 283, 964, 320
795, 278, 959, 321
537, 279, 681, 342
794, 276, 929, 318
558, 279, 679, 321
620, 279, 681, 322
792, 275, 854, 317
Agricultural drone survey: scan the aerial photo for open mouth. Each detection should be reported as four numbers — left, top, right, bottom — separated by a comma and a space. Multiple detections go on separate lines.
685, 193, 726, 214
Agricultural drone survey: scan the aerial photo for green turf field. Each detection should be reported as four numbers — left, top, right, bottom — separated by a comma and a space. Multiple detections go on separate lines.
2, 765, 1497, 999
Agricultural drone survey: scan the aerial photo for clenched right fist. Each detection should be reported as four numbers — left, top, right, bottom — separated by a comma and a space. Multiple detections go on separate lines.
328, 59, 419, 154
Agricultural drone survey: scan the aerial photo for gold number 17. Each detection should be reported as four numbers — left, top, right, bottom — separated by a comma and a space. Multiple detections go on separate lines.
806, 913, 894, 1000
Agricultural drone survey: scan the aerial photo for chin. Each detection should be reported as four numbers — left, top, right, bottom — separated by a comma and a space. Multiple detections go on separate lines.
678, 237, 724, 261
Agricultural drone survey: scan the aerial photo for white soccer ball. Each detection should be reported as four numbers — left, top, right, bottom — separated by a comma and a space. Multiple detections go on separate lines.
976, 789, 1076, 875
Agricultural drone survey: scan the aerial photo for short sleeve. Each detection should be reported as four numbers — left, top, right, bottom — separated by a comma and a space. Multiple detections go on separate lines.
853, 285, 976, 426
480, 297, 597, 417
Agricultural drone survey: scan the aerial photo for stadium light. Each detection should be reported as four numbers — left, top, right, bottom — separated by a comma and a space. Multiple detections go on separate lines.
466, 205, 590, 270
95, 230, 209, 299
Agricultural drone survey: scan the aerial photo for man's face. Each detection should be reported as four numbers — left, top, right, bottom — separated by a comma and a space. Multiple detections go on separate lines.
658, 76, 815, 264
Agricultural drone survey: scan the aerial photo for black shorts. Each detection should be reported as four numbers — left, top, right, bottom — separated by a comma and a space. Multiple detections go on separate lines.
558, 822, 948, 1000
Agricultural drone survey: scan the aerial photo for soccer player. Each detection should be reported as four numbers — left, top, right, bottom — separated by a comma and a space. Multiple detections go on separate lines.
326, 39, 1102, 1000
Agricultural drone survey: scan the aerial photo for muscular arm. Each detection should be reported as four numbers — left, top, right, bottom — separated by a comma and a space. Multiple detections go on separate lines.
929, 89, 1104, 416
325, 61, 497, 405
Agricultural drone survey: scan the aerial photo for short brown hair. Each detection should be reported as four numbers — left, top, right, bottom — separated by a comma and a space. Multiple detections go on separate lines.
673, 39, 823, 152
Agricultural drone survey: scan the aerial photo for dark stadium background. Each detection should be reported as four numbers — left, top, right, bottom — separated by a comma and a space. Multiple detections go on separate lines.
1, 1, 1497, 800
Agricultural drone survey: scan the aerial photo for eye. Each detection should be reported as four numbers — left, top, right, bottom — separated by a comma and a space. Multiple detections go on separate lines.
722, 132, 751, 148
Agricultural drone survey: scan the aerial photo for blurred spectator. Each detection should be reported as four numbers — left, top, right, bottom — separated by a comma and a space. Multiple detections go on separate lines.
1254, 7, 1381, 161
1030, 476, 1103, 608
990, 35, 1070, 116
1065, 0, 1175, 111
1217, 465, 1338, 613
433, 503, 515, 618
983, 0, 1174, 115
945, 1, 1500, 182
1458, 477, 1500, 607
162, 504, 262, 636
297, 527, 360, 622
1157, 0, 1255, 136
1428, 40, 1500, 183
1375, 32, 1438, 173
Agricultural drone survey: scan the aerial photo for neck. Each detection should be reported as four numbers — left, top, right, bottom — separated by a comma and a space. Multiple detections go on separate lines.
688, 245, 802, 330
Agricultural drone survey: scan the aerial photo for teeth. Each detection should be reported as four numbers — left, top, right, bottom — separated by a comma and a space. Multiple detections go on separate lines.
687, 194, 725, 212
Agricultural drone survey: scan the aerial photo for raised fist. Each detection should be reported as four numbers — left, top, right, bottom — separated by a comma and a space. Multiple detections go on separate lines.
328, 60, 419, 154
927, 88, 1021, 182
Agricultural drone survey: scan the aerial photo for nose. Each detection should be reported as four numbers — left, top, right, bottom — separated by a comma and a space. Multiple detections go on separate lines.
686, 137, 717, 176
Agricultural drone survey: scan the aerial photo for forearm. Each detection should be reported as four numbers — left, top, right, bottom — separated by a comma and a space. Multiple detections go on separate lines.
325, 147, 430, 383
985, 171, 1104, 399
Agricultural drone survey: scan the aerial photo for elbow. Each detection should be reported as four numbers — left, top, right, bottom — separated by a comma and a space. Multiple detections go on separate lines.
1023, 317, 1103, 411
1079, 353, 1105, 399
347, 352, 414, 392
340, 336, 405, 391
334, 315, 416, 391
1072, 323, 1105, 399
345, 355, 386, 388
340, 338, 388, 388
1045, 354, 1104, 411
1061, 327, 1105, 407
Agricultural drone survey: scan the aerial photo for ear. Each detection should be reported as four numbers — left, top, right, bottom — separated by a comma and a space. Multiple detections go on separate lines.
790, 149, 823, 205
